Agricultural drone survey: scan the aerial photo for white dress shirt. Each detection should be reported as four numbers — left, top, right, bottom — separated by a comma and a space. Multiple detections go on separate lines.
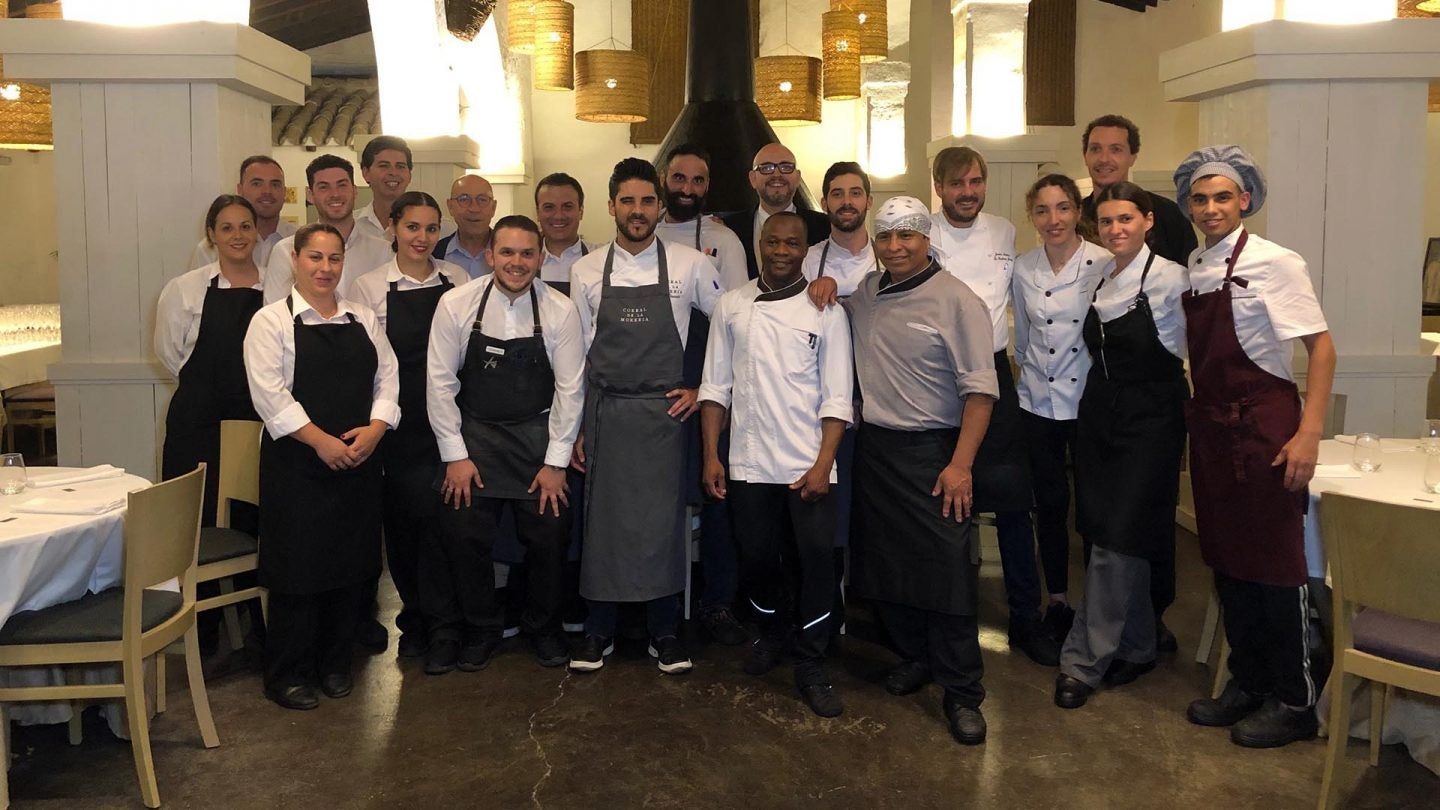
1186, 227, 1328, 381
800, 236, 878, 298
188, 221, 297, 271
540, 239, 594, 287
1091, 245, 1189, 359
243, 291, 401, 440
262, 227, 393, 306
568, 238, 724, 353
655, 216, 750, 292
347, 258, 469, 330
154, 263, 264, 377
1012, 240, 1111, 420
352, 204, 388, 243
753, 203, 797, 262
931, 211, 1017, 353
426, 277, 585, 469
699, 280, 853, 485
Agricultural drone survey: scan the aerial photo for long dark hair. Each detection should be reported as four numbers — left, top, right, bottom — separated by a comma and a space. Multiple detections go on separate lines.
1024, 174, 1096, 244
388, 191, 443, 253
203, 194, 257, 245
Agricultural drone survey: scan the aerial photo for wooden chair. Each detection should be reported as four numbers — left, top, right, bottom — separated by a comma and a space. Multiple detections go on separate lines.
192, 420, 265, 652
0, 465, 219, 809
1, 382, 57, 458
1317, 493, 1440, 809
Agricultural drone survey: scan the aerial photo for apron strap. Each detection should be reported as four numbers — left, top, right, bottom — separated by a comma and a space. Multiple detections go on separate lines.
694, 216, 702, 252
473, 278, 543, 336
1221, 229, 1249, 288
209, 274, 220, 289
602, 238, 670, 289
1132, 250, 1158, 308
818, 240, 829, 278
580, 242, 589, 256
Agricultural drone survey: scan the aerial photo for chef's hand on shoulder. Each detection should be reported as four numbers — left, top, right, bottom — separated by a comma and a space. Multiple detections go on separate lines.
666, 387, 700, 420
703, 455, 727, 500
530, 466, 569, 517
443, 459, 484, 509
807, 276, 839, 310
1273, 428, 1320, 491
790, 462, 831, 502
932, 463, 973, 522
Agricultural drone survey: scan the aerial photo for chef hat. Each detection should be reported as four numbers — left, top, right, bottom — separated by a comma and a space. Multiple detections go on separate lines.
1173, 144, 1267, 218
873, 195, 933, 237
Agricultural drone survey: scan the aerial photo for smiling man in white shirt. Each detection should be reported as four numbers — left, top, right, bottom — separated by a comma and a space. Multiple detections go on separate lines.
188, 155, 297, 270
353, 136, 413, 242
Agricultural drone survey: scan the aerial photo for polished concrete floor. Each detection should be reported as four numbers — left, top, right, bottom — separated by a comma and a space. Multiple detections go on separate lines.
6, 530, 1438, 809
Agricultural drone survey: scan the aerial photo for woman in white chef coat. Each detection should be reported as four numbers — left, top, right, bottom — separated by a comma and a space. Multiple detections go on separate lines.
1010, 175, 1110, 643
243, 223, 400, 711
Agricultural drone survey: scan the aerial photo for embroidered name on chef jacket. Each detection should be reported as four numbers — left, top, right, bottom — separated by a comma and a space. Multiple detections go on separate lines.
620, 306, 651, 324
669, 279, 684, 298
991, 251, 1014, 264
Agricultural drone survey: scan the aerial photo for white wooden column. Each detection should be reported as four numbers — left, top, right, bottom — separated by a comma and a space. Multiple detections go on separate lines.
1161, 20, 1440, 435
0, 20, 309, 479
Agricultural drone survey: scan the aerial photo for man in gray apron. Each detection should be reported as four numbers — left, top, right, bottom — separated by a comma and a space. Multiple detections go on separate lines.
566, 158, 724, 675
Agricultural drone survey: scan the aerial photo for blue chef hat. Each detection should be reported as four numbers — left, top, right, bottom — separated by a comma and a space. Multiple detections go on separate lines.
1173, 144, 1267, 218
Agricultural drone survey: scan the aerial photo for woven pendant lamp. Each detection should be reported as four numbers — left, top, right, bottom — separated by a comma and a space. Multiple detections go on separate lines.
754, 55, 821, 126
506, 0, 535, 53
833, 0, 887, 63
821, 9, 860, 101
0, 0, 54, 149
575, 49, 650, 123
532, 0, 574, 91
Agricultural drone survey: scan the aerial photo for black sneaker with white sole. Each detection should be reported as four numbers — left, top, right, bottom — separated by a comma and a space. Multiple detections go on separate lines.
568, 635, 613, 673
648, 636, 693, 675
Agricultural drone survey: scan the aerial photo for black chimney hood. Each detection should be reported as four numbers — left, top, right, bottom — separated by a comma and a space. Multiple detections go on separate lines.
651, 0, 817, 213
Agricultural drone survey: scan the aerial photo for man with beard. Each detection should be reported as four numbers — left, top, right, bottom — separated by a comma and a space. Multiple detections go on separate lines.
535, 173, 594, 295
654, 143, 748, 291
928, 146, 1058, 667
566, 158, 723, 675
1080, 115, 1197, 267
189, 155, 296, 269
434, 174, 497, 280
721, 142, 830, 280
354, 135, 414, 242
803, 162, 877, 304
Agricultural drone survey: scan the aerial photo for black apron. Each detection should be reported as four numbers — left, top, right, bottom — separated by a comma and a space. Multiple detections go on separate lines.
258, 299, 384, 595
972, 349, 1032, 513
580, 240, 688, 601
1073, 253, 1189, 560
545, 241, 588, 296
455, 280, 555, 500
381, 275, 453, 469
161, 275, 262, 526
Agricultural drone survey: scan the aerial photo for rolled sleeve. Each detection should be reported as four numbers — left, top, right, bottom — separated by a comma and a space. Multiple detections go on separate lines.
949, 291, 1001, 401
817, 306, 853, 424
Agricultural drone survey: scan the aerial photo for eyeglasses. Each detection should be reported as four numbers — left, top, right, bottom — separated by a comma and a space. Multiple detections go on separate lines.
449, 194, 494, 208
752, 162, 797, 176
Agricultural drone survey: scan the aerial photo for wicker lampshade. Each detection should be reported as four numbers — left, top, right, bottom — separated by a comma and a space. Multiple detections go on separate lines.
506, 0, 535, 53
532, 0, 574, 91
754, 55, 821, 126
1414, 0, 1440, 12
575, 49, 650, 123
0, 0, 54, 149
446, 0, 496, 41
821, 9, 860, 101
833, 0, 887, 63
22, 2, 62, 18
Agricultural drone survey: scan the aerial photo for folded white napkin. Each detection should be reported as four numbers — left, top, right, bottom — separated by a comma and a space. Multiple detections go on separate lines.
12, 495, 126, 515
26, 465, 126, 488
1313, 464, 1363, 479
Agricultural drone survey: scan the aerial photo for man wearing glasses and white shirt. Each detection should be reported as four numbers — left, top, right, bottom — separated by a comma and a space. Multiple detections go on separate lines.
434, 174, 497, 280
720, 142, 830, 280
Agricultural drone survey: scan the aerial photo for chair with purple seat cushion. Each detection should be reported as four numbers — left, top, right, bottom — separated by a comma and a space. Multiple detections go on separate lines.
1317, 493, 1440, 809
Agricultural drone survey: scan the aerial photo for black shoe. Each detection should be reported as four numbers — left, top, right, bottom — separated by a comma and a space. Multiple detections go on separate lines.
1053, 674, 1093, 709
320, 672, 353, 699
265, 684, 319, 711
397, 632, 427, 659
648, 636, 693, 675
1043, 602, 1076, 644
356, 619, 388, 655
1102, 658, 1157, 686
1155, 619, 1178, 653
700, 606, 750, 646
1186, 681, 1266, 727
457, 638, 501, 672
531, 633, 569, 668
1010, 622, 1062, 667
943, 701, 987, 745
743, 634, 788, 676
424, 639, 460, 676
568, 635, 613, 673
1230, 699, 1319, 748
884, 661, 934, 696
799, 683, 844, 718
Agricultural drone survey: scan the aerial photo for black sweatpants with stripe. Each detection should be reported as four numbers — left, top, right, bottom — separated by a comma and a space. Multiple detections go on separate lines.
1215, 571, 1316, 708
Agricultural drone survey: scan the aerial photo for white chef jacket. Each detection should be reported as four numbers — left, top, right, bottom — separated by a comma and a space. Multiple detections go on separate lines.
347, 258, 469, 330
1012, 240, 1111, 420
655, 216, 750, 292
568, 238, 724, 353
243, 290, 401, 441
153, 263, 264, 377
753, 203, 797, 262
930, 211, 1017, 353
262, 227, 393, 306
188, 221, 297, 272
1186, 227, 1328, 382
800, 236, 878, 298
699, 279, 853, 485
540, 239, 594, 287
1091, 245, 1189, 360
426, 277, 585, 469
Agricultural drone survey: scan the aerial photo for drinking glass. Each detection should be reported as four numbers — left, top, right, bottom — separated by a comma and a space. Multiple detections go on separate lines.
1351, 433, 1382, 473
1425, 452, 1440, 495
0, 453, 25, 495
1422, 420, 1440, 455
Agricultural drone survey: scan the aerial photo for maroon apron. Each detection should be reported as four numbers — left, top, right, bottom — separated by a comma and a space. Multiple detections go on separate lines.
1181, 230, 1308, 587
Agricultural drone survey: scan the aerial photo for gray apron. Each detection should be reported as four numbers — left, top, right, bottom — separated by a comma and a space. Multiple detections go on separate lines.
580, 240, 688, 601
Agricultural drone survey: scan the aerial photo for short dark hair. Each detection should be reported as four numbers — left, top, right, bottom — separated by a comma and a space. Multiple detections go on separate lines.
663, 142, 711, 173
1082, 114, 1141, 155
608, 157, 662, 201
388, 191, 443, 253
204, 194, 257, 242
932, 146, 987, 185
294, 222, 345, 253
238, 155, 281, 181
305, 154, 354, 187
492, 214, 543, 247
822, 161, 870, 197
761, 210, 805, 237
1094, 180, 1154, 218
534, 172, 585, 208
361, 135, 413, 169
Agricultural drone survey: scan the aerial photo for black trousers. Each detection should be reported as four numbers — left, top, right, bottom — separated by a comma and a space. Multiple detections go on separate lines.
1022, 410, 1077, 596
1215, 571, 1317, 708
428, 495, 570, 643
874, 600, 985, 709
264, 583, 364, 691
728, 480, 837, 679
381, 463, 436, 638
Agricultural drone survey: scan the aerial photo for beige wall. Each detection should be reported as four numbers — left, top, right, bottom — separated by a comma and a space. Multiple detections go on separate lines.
0, 149, 58, 304
1428, 112, 1440, 244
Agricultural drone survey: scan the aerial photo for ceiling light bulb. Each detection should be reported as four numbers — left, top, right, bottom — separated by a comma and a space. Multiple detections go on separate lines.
779, 80, 793, 92
605, 77, 617, 89
549, 31, 560, 42
857, 12, 867, 24
0, 84, 19, 101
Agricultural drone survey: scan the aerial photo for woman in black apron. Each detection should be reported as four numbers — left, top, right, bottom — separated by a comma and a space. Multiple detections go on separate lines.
243, 223, 400, 711
1055, 183, 1189, 709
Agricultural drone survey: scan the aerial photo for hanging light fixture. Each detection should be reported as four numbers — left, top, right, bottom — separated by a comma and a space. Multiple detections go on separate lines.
506, 0, 535, 53
0, 0, 54, 150
575, 50, 650, 122
532, 0, 574, 91
833, 0, 887, 63
445, 0, 497, 41
821, 9, 860, 101
1415, 0, 1440, 12
754, 1, 821, 125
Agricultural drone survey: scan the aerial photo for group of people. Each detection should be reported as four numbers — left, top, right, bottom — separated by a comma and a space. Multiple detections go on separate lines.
153, 114, 1335, 751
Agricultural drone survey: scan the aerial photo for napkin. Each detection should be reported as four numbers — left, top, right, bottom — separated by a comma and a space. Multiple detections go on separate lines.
11, 495, 126, 515
26, 465, 126, 488
1313, 464, 1363, 479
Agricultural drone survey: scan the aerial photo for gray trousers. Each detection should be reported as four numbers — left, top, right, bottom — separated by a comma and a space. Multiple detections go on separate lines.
1059, 546, 1156, 688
